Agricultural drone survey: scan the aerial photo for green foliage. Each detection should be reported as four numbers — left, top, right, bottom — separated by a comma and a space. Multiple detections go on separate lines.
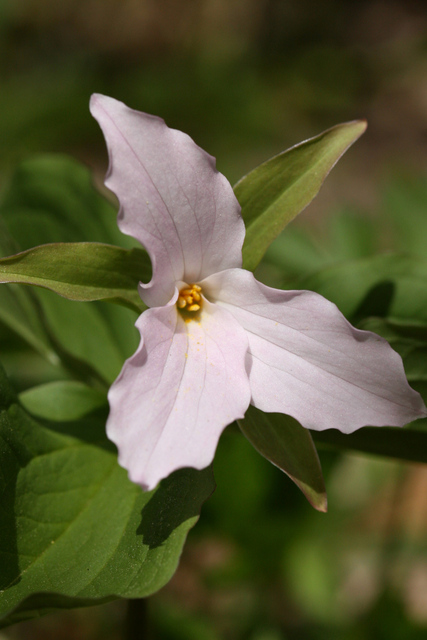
239, 406, 327, 512
0, 242, 149, 312
0, 283, 57, 365
0, 156, 145, 384
236, 120, 367, 271
19, 380, 108, 421
0, 366, 215, 627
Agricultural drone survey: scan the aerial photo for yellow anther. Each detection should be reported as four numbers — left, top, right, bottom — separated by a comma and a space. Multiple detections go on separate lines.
177, 283, 203, 314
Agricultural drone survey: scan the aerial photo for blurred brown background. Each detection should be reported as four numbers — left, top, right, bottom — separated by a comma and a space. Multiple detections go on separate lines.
2, 0, 427, 216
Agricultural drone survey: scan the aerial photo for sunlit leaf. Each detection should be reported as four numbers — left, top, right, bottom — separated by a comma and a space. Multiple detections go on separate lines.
0, 365, 215, 628
236, 120, 367, 271
0, 243, 150, 312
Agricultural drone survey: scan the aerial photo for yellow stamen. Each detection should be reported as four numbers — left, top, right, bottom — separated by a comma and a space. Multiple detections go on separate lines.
177, 283, 203, 314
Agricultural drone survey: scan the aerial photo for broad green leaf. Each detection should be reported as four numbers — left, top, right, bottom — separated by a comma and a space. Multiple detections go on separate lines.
0, 243, 150, 312
0, 365, 215, 627
34, 292, 139, 386
0, 280, 110, 390
235, 120, 367, 271
312, 425, 427, 465
0, 236, 143, 385
238, 406, 327, 512
300, 254, 427, 323
19, 381, 107, 421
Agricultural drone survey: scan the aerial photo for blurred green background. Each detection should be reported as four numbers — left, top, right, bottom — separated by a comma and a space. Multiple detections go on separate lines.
2, 0, 427, 638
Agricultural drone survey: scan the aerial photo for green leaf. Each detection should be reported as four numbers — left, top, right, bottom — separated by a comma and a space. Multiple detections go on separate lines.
19, 381, 107, 421
33, 292, 139, 386
312, 425, 427, 465
0, 243, 150, 312
238, 406, 327, 512
236, 120, 367, 272
0, 365, 215, 627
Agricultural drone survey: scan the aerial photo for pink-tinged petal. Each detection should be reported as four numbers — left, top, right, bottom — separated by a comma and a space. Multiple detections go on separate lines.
90, 94, 245, 307
106, 297, 250, 490
204, 269, 427, 432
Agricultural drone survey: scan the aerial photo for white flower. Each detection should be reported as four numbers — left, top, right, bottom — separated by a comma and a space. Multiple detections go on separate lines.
91, 94, 426, 490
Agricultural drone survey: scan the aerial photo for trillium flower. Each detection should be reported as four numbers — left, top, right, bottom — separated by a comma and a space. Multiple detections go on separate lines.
90, 94, 427, 491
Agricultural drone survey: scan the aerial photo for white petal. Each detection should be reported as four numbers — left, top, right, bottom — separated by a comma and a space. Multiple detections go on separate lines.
106, 297, 250, 490
204, 269, 427, 432
90, 94, 244, 307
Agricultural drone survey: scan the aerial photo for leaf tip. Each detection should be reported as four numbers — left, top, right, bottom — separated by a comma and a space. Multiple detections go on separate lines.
302, 486, 328, 513
346, 118, 368, 140
314, 494, 328, 513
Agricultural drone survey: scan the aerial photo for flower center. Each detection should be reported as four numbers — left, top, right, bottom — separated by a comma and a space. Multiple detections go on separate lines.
177, 284, 202, 313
